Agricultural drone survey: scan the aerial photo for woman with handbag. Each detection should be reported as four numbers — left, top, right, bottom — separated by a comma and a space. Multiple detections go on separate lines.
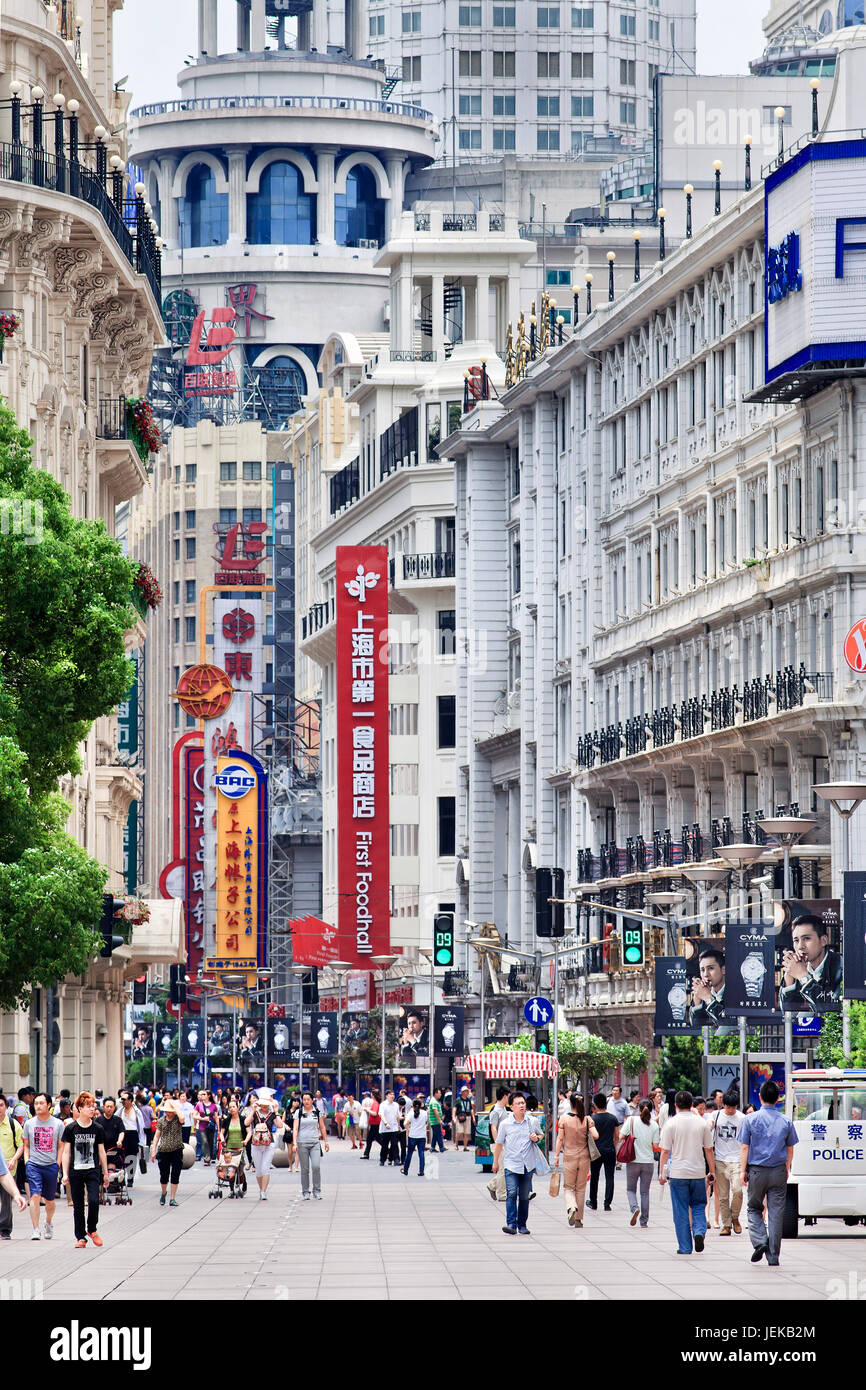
150, 1098, 185, 1207
553, 1094, 599, 1228
293, 1090, 329, 1200
617, 1098, 659, 1228
245, 1092, 285, 1200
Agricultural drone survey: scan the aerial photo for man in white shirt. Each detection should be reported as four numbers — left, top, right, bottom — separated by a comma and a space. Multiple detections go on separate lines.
378, 1090, 401, 1168
492, 1094, 542, 1236
607, 1086, 629, 1124
658, 1091, 715, 1255
710, 1090, 745, 1236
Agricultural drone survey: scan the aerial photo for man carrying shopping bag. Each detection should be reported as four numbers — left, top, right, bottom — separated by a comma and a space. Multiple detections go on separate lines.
492, 1094, 544, 1236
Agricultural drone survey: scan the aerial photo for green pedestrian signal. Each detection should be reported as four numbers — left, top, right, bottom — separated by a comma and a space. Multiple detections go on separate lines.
433, 912, 455, 967
622, 923, 645, 966
535, 1027, 550, 1054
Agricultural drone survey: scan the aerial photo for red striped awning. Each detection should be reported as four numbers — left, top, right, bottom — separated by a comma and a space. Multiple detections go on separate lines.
461, 1050, 561, 1078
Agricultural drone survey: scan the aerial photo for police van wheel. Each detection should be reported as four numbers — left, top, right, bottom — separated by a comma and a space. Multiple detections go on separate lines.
844, 1216, 860, 1226
783, 1186, 799, 1239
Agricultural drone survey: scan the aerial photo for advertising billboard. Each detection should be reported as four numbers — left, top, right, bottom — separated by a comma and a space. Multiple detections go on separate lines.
397, 1004, 430, 1060
180, 1016, 205, 1057
844, 871, 866, 1000
722, 923, 779, 1019
129, 1021, 154, 1062
654, 957, 701, 1036
336, 545, 391, 965
237, 1017, 265, 1063
206, 1015, 233, 1064
214, 749, 268, 982
433, 1005, 465, 1055
311, 1011, 339, 1058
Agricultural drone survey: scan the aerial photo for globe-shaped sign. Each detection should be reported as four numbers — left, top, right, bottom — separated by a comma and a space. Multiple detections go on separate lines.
176, 664, 233, 719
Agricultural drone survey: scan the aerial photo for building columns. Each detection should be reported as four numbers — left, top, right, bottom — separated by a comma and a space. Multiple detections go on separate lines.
312, 0, 328, 50
705, 490, 715, 579
350, 0, 368, 59
316, 147, 337, 244
198, 0, 218, 55
431, 272, 445, 359
227, 146, 250, 246
475, 273, 490, 340
250, 0, 267, 50
385, 154, 405, 241
156, 155, 178, 245
237, 0, 250, 50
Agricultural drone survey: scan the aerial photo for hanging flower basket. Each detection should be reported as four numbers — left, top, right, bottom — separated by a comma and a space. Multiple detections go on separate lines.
0, 312, 19, 363
114, 896, 150, 925
125, 396, 162, 462
131, 560, 162, 618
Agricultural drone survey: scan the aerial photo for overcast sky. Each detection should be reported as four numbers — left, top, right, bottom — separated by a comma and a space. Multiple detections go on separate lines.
115, 0, 769, 108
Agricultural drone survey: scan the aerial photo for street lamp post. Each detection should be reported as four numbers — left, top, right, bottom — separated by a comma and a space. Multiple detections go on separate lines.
717, 844, 767, 1062
813, 782, 866, 1059
758, 817, 817, 1090
419, 947, 436, 1100
681, 865, 733, 1060
370, 955, 398, 1096
645, 890, 687, 958
291, 964, 308, 1094
329, 962, 352, 1090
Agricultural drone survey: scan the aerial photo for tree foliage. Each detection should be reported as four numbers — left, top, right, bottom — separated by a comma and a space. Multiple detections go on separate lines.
653, 1029, 762, 1096
483, 1029, 648, 1087
816, 1004, 866, 1068
0, 401, 138, 1008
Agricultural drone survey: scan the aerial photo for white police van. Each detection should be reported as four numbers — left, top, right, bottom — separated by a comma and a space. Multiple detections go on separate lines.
784, 1067, 866, 1237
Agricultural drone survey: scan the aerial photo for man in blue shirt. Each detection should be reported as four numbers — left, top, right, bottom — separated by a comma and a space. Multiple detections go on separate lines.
738, 1079, 798, 1266
493, 1094, 543, 1236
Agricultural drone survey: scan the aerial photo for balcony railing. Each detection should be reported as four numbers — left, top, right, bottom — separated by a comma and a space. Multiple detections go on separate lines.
379, 406, 419, 480
390, 349, 436, 362
329, 457, 359, 515
301, 599, 334, 639
0, 142, 160, 302
131, 93, 434, 122
442, 213, 477, 231
96, 398, 151, 464
401, 551, 455, 581
577, 665, 833, 773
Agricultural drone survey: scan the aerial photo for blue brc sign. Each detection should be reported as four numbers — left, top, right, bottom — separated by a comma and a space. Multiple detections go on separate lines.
767, 231, 802, 304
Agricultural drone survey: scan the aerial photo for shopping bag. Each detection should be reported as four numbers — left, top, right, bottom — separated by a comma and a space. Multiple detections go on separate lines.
549, 1170, 562, 1197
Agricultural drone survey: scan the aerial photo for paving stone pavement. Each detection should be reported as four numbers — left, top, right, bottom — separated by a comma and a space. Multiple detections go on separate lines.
2, 1141, 865, 1301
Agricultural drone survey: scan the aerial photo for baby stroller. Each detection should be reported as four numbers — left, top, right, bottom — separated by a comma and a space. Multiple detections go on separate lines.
208, 1137, 247, 1199
101, 1146, 133, 1206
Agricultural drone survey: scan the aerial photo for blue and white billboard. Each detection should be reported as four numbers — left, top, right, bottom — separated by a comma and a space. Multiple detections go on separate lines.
766, 138, 866, 384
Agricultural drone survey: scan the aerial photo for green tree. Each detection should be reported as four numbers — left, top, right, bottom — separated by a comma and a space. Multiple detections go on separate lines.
0, 401, 138, 1009
816, 1004, 866, 1068
483, 1029, 647, 1094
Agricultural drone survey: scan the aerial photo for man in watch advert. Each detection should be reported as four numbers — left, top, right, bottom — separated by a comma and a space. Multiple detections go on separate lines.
779, 912, 843, 1013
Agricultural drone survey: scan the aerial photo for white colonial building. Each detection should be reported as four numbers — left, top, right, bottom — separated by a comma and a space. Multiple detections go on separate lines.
292, 210, 533, 975
447, 125, 866, 1053
0, 0, 182, 1096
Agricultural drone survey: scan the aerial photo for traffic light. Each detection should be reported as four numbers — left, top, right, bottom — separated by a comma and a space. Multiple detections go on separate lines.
99, 894, 125, 958
169, 963, 187, 1005
535, 867, 565, 937
535, 1027, 551, 1054
132, 975, 148, 1006
621, 920, 645, 967
433, 912, 455, 967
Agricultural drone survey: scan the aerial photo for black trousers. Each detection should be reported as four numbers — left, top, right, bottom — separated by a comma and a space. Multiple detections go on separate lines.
69, 1170, 101, 1241
363, 1125, 382, 1158
589, 1152, 616, 1209
378, 1132, 399, 1164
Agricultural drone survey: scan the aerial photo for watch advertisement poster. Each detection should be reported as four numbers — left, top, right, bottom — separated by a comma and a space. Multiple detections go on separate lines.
774, 898, 842, 1014
433, 1005, 465, 1055
681, 936, 736, 1036
311, 1010, 339, 1057
721, 923, 779, 1018
653, 957, 701, 1036
267, 1016, 293, 1059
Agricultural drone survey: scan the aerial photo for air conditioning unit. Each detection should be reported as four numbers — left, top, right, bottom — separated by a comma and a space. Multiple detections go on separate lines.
358, 238, 378, 249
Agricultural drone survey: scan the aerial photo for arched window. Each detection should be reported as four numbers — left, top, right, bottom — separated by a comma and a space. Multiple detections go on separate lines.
179, 163, 228, 248
335, 166, 385, 248
251, 355, 308, 423
247, 161, 315, 245
839, 0, 866, 24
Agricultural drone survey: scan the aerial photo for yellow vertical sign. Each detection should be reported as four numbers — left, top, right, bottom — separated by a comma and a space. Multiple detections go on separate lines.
215, 754, 260, 988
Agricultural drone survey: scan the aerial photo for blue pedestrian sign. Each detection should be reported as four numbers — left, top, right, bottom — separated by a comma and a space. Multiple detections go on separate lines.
792, 1013, 822, 1037
523, 997, 553, 1026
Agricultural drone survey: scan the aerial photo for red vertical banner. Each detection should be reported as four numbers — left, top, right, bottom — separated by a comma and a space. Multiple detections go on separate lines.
336, 545, 391, 965
185, 745, 206, 1002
